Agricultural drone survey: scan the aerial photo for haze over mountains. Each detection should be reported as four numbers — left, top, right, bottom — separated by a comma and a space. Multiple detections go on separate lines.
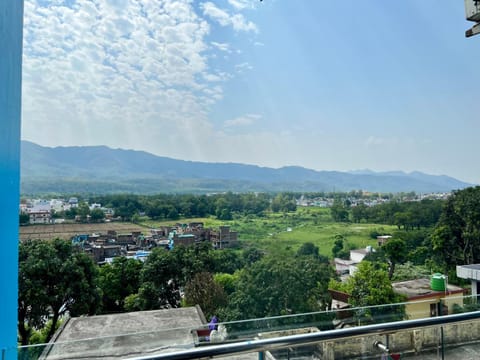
21, 141, 473, 195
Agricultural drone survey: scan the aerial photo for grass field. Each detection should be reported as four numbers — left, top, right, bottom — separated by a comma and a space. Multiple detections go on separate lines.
141, 207, 396, 258
20, 207, 396, 257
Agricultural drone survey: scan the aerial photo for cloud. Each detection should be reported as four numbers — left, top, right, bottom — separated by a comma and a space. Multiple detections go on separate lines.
228, 0, 255, 11
365, 136, 391, 146
211, 41, 231, 52
201, 2, 258, 33
224, 113, 262, 127
365, 135, 430, 148
235, 62, 253, 72
22, 0, 256, 155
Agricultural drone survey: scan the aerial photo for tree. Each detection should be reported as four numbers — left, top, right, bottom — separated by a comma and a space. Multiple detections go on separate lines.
391, 262, 430, 282
131, 213, 141, 224
18, 239, 100, 344
296, 242, 320, 257
136, 248, 181, 309
64, 206, 77, 219
382, 239, 407, 279
77, 202, 90, 222
243, 247, 264, 265
351, 203, 368, 223
271, 193, 297, 213
215, 197, 232, 220
98, 257, 143, 313
184, 272, 227, 319
214, 273, 237, 295
330, 199, 349, 222
211, 249, 245, 274
166, 206, 179, 220
429, 187, 480, 277
342, 261, 405, 324
90, 208, 105, 222
331, 234, 349, 259
225, 256, 333, 321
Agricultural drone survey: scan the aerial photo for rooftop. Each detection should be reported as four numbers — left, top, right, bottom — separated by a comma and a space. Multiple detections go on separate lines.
392, 278, 464, 300
350, 249, 368, 255
459, 264, 480, 270
457, 264, 480, 281
43, 307, 206, 360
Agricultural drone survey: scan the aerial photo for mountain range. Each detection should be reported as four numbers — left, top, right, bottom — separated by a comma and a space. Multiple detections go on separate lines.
20, 141, 474, 194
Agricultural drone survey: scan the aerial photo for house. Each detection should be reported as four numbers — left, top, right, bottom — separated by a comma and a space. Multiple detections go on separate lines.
68, 197, 79, 207
210, 226, 238, 249
174, 233, 196, 247
377, 235, 392, 246
392, 277, 465, 319
88, 244, 122, 263
349, 248, 371, 263
334, 247, 374, 278
329, 276, 465, 325
333, 258, 356, 276
116, 233, 136, 246
28, 209, 51, 224
50, 199, 65, 212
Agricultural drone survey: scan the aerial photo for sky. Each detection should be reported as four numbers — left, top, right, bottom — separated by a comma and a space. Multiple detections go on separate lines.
21, 0, 480, 184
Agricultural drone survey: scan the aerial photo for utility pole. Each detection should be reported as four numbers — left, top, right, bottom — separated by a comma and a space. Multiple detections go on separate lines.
0, 1, 24, 359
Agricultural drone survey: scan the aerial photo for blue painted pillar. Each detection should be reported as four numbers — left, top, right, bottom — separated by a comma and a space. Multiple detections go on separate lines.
0, 1, 24, 359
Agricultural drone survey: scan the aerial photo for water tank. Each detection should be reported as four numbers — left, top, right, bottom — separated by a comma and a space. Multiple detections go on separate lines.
431, 273, 446, 291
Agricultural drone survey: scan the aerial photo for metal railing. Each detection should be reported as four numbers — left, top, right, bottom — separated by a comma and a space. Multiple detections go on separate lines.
128, 311, 480, 360
16, 295, 480, 359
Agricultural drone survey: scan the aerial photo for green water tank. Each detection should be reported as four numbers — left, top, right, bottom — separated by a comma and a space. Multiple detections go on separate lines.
431, 273, 446, 291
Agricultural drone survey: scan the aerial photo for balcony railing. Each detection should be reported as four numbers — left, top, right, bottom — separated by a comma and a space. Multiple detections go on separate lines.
16, 295, 480, 360
128, 311, 480, 360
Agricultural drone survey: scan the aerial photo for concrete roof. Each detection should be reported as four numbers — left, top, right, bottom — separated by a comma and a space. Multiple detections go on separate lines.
42, 307, 207, 360
459, 264, 480, 270
350, 249, 368, 254
334, 258, 356, 266
392, 278, 464, 300
457, 264, 480, 280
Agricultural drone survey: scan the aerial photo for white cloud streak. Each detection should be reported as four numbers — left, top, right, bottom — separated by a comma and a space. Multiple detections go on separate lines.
228, 0, 255, 11
201, 2, 258, 33
224, 113, 262, 127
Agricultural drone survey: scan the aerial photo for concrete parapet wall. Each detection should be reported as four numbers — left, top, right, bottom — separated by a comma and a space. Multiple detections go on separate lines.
317, 319, 480, 360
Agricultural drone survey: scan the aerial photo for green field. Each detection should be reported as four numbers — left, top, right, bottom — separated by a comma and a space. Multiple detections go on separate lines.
140, 207, 396, 258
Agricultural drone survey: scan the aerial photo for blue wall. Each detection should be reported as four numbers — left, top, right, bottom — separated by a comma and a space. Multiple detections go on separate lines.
0, 1, 24, 358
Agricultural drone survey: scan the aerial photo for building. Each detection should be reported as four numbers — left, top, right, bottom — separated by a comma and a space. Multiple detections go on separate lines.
333, 258, 356, 276
329, 276, 465, 322
377, 235, 392, 246
28, 209, 51, 224
68, 197, 79, 207
334, 247, 374, 278
457, 264, 480, 300
349, 248, 371, 263
42, 307, 208, 359
210, 226, 238, 249
87, 244, 122, 263
392, 277, 465, 320
174, 233, 197, 247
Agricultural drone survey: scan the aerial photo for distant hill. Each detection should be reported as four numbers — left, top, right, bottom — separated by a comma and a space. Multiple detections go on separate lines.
20, 141, 474, 194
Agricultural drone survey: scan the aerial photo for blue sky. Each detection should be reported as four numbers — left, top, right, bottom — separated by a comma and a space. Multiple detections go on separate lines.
21, 0, 480, 183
